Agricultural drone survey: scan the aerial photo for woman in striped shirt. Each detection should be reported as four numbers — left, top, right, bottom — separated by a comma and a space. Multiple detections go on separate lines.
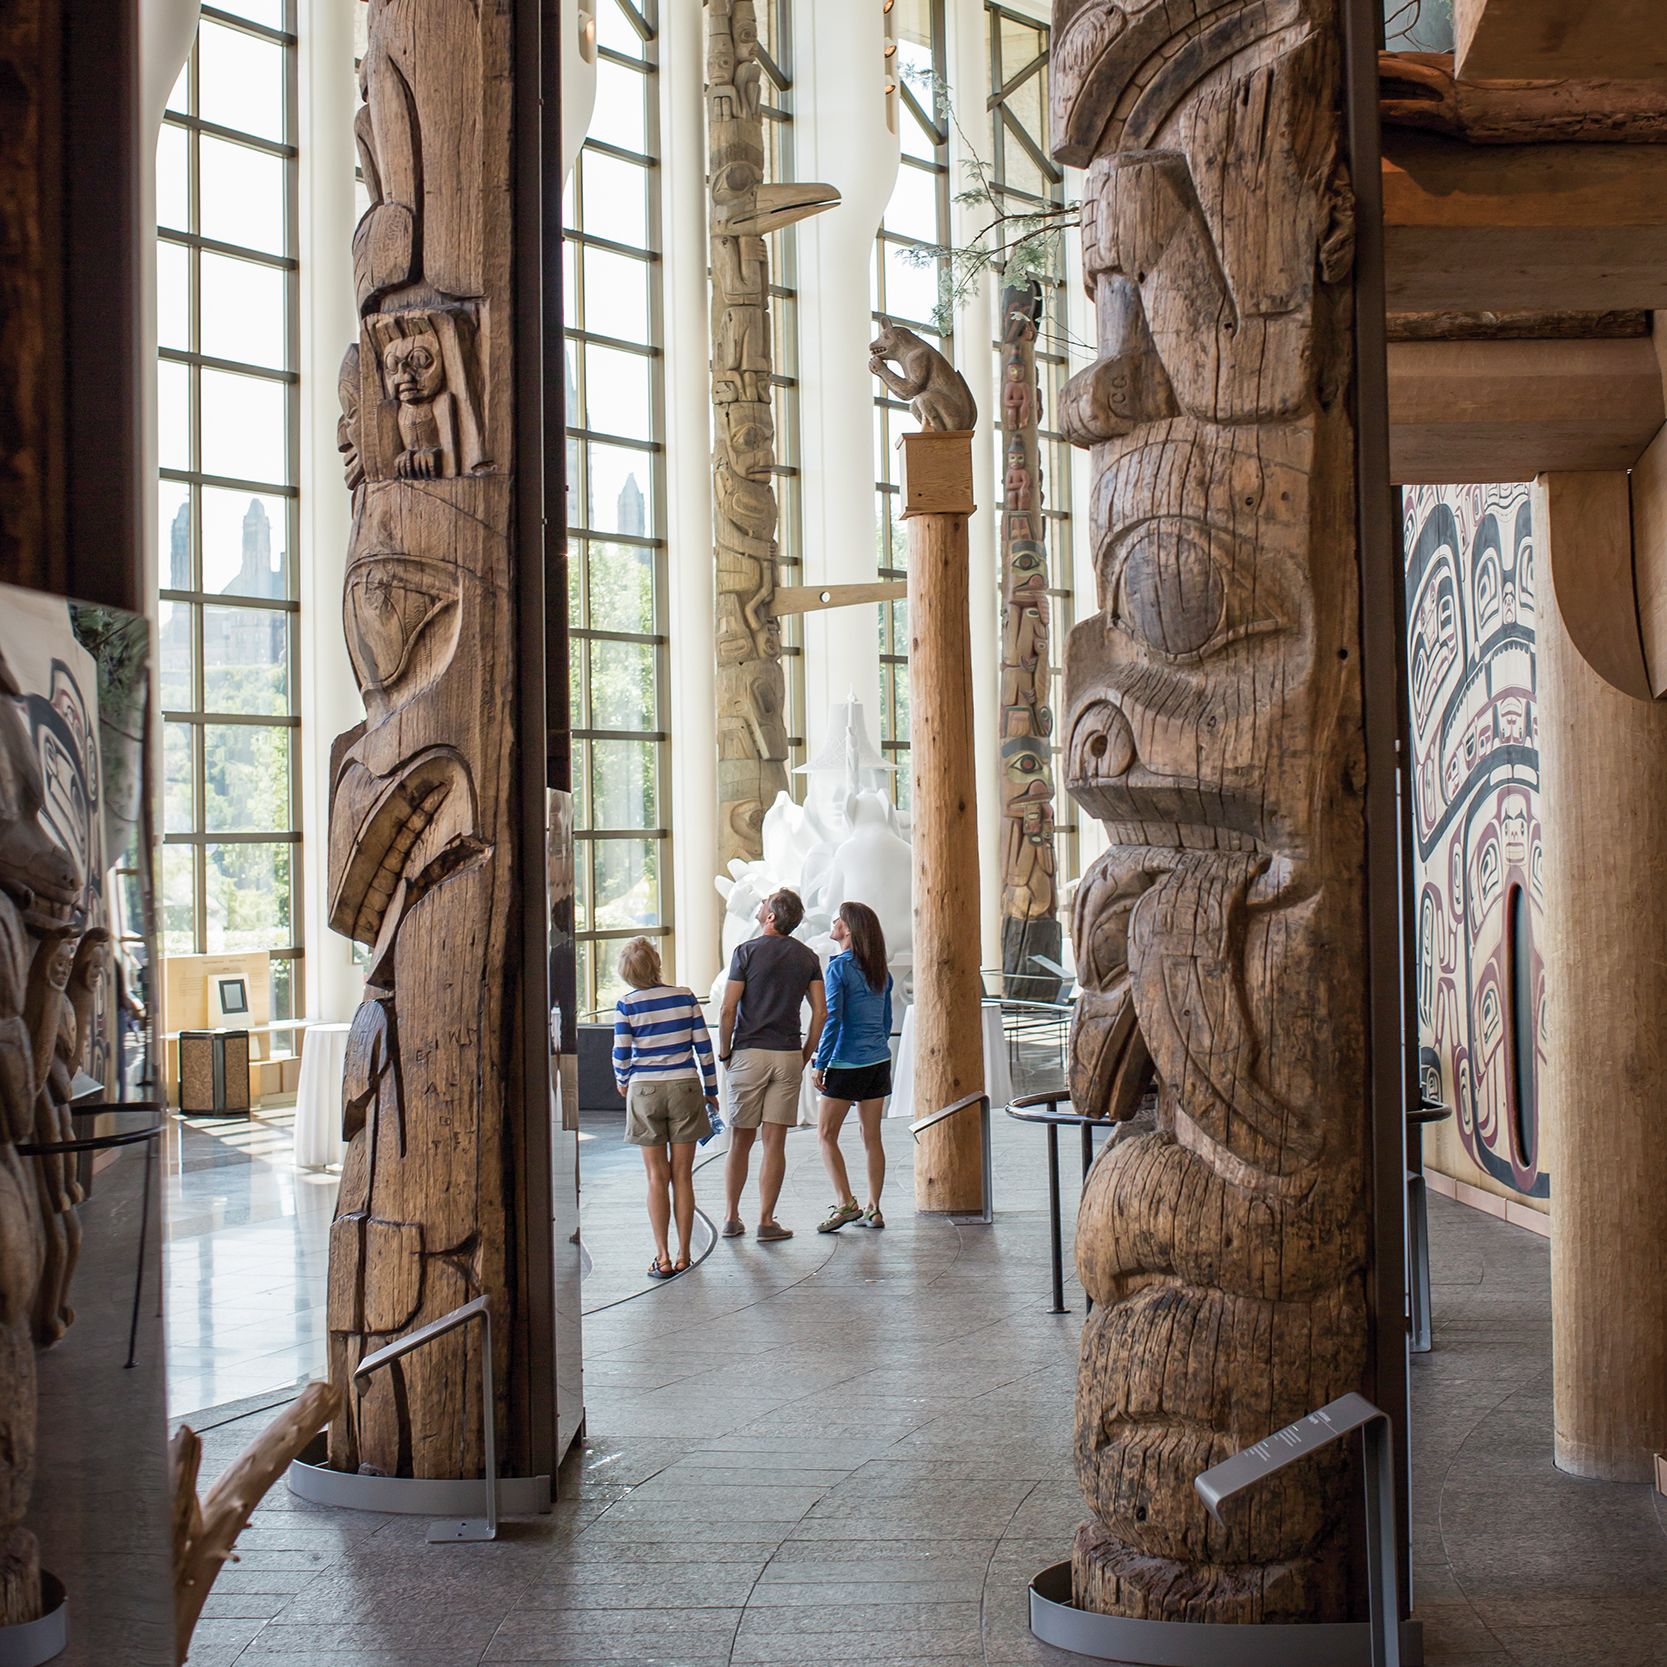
613, 937, 719, 1279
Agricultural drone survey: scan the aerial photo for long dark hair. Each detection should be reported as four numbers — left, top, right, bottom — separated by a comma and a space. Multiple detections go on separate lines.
837, 900, 888, 993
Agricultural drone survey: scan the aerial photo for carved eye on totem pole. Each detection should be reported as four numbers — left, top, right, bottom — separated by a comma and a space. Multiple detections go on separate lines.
1107, 517, 1287, 663
1065, 696, 1136, 797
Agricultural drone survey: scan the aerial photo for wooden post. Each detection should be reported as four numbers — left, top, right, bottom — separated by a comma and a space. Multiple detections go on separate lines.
326, 0, 528, 1483
1537, 471, 1667, 1483
1052, 0, 1373, 1623
900, 429, 985, 1214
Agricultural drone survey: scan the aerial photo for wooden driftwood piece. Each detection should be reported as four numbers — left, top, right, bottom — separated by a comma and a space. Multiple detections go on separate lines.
1052, 0, 1371, 1624
707, 0, 838, 864
171, 1381, 340, 1664
995, 282, 1062, 1002
325, 0, 519, 1480
1380, 50, 1667, 143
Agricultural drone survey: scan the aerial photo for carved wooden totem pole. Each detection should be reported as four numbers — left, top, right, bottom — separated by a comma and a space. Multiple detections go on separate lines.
0, 642, 102, 1623
707, 0, 837, 865
996, 282, 1062, 1001
1052, 0, 1371, 1623
327, 0, 518, 1480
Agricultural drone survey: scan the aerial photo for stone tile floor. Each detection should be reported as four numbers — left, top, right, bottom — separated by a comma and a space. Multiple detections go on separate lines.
175, 1114, 1667, 1666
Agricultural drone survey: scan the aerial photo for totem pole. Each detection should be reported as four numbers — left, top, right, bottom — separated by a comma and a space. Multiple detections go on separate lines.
0, 642, 99, 1624
707, 0, 838, 866
326, 0, 518, 1480
1052, 0, 1371, 1624
996, 281, 1062, 1002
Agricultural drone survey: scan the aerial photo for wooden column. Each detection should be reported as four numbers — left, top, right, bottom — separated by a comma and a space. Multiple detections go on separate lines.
325, 0, 532, 1483
901, 429, 985, 1214
1537, 471, 1667, 1483
1052, 0, 1373, 1623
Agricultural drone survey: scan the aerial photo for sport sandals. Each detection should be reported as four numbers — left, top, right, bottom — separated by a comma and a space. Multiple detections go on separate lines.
818, 1200, 863, 1233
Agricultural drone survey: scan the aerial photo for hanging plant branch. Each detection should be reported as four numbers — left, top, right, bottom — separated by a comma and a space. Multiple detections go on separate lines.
892, 65, 1087, 352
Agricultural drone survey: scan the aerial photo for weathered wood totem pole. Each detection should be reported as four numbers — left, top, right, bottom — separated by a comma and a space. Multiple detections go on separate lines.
996, 281, 1062, 1001
1052, 0, 1371, 1623
326, 0, 520, 1480
0, 641, 105, 1624
707, 0, 838, 865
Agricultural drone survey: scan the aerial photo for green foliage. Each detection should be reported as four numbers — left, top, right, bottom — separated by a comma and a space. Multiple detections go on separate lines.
893, 65, 1081, 342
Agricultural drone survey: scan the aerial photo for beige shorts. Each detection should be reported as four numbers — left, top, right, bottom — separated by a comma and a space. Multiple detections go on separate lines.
726, 1048, 803, 1130
624, 1078, 710, 1147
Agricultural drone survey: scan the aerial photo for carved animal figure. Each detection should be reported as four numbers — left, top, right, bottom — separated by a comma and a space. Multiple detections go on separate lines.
1052, 0, 1369, 1627
868, 322, 977, 432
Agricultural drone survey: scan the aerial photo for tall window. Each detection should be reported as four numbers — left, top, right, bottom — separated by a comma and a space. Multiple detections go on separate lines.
155, 2, 303, 1018
987, 1, 1078, 881
564, 0, 671, 1016
874, 0, 951, 802
760, 0, 808, 781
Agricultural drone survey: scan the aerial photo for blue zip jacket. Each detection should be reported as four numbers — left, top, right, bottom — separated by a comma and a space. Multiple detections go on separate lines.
812, 950, 893, 1071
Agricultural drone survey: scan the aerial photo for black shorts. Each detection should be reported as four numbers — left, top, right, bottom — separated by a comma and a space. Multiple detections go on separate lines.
820, 1060, 892, 1103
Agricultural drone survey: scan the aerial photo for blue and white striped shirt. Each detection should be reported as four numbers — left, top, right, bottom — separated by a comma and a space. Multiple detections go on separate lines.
613, 985, 717, 1096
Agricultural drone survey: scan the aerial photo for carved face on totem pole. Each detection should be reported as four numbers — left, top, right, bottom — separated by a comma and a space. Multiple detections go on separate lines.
1052, 0, 1369, 1625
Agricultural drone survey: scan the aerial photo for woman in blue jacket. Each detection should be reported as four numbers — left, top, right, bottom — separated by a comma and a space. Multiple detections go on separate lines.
812, 900, 894, 1232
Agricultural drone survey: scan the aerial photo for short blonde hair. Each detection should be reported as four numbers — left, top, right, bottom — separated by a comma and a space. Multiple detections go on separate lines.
618, 937, 663, 990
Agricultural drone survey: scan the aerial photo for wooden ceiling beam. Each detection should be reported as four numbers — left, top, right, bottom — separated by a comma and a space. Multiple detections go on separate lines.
1455, 0, 1667, 83
1383, 130, 1667, 312
1388, 335, 1666, 485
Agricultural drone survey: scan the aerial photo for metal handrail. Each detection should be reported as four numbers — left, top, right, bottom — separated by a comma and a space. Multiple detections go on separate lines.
354, 1294, 498, 1542
908, 1091, 993, 1226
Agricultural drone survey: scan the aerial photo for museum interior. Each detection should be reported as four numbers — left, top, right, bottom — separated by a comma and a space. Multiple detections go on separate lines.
3, 0, 1667, 1662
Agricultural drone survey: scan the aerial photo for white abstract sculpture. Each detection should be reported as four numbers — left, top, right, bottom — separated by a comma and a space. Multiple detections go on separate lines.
712, 694, 915, 1008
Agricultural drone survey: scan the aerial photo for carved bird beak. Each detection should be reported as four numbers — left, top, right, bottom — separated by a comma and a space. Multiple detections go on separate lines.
724, 180, 842, 235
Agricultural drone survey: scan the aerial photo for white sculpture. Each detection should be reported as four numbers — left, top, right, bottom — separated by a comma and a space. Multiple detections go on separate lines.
712, 694, 915, 1008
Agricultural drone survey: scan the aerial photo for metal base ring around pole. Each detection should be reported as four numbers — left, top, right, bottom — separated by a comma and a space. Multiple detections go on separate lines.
0, 1573, 67, 1667
287, 1439, 550, 1517
1029, 1564, 1424, 1666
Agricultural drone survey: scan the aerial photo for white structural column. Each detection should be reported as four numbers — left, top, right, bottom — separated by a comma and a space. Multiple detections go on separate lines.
660, 0, 721, 988
946, 0, 1002, 972
297, 0, 364, 1027
793, 0, 900, 735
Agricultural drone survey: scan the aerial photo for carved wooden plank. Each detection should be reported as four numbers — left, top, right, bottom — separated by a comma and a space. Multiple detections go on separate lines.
996, 282, 1062, 1000
1383, 131, 1667, 313
772, 581, 906, 615
707, 0, 837, 865
1052, 0, 1370, 1624
1389, 336, 1666, 483
327, 0, 520, 1482
1456, 0, 1667, 83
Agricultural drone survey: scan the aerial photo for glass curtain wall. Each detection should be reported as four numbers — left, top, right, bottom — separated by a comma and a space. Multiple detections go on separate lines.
564, 0, 672, 1016
155, 1, 303, 1018
759, 0, 808, 783
873, 0, 952, 804
987, 1, 1078, 881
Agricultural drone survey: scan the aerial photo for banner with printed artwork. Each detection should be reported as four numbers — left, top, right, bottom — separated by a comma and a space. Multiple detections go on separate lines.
1404, 484, 1548, 1204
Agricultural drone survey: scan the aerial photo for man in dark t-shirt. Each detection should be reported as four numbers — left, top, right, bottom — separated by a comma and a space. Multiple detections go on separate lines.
717, 888, 825, 1241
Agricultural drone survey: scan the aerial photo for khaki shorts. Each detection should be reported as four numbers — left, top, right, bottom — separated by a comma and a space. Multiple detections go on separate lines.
726, 1048, 803, 1130
624, 1078, 710, 1147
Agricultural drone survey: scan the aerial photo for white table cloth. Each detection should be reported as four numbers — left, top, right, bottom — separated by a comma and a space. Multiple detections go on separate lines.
293, 1021, 351, 1169
887, 1000, 1013, 1120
